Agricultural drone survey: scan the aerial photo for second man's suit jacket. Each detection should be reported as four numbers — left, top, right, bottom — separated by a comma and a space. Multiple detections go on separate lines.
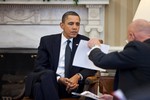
89, 39, 150, 97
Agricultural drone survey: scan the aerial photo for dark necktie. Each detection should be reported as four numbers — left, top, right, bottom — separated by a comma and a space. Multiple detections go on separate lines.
65, 40, 71, 77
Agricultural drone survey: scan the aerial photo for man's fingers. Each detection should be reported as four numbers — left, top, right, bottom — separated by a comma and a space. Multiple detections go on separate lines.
66, 83, 79, 93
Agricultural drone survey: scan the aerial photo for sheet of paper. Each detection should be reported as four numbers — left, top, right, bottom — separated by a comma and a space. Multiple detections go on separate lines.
73, 40, 108, 72
72, 91, 100, 100
100, 44, 110, 54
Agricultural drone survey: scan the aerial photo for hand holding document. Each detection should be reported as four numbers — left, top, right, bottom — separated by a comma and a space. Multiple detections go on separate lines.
73, 40, 109, 72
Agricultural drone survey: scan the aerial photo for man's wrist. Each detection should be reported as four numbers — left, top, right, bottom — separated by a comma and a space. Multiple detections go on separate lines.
76, 73, 83, 80
87, 45, 100, 56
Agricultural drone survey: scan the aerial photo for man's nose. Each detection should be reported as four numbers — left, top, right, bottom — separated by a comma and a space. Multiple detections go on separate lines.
72, 24, 78, 29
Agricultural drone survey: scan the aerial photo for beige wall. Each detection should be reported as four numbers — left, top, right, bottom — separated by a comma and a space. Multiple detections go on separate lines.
104, 0, 140, 46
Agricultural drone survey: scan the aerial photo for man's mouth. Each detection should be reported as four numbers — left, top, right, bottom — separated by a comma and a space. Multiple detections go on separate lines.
71, 31, 78, 34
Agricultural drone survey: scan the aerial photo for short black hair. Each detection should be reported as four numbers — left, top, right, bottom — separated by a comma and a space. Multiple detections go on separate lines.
62, 11, 80, 23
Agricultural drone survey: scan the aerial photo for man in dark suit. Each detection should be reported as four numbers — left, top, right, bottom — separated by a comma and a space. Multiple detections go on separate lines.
25, 11, 96, 100
87, 19, 150, 99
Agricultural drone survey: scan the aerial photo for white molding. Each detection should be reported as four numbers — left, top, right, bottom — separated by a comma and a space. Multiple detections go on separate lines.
0, 0, 109, 5
0, 0, 110, 48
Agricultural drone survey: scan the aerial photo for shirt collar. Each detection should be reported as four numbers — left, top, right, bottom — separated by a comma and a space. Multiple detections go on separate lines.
61, 33, 73, 45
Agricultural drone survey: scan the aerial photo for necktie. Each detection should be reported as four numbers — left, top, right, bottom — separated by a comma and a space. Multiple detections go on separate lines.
65, 40, 71, 77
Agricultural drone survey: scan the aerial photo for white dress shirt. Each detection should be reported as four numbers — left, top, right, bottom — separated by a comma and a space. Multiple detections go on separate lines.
56, 33, 72, 78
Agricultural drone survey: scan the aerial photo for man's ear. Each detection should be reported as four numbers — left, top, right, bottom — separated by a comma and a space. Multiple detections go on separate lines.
128, 32, 135, 41
60, 22, 63, 29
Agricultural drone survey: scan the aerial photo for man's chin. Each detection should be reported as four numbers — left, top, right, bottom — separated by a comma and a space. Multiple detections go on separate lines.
70, 34, 78, 38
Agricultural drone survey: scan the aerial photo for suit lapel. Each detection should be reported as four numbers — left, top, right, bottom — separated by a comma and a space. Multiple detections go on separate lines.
71, 35, 80, 63
52, 34, 61, 71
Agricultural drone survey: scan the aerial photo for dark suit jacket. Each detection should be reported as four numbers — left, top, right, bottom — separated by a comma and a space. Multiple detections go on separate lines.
25, 33, 96, 97
35, 33, 96, 79
89, 39, 150, 97
126, 84, 150, 100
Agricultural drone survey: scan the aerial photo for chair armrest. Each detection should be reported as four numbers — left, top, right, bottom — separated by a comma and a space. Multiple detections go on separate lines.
83, 75, 99, 93
84, 76, 99, 85
12, 76, 27, 100
79, 73, 99, 100
12, 86, 25, 100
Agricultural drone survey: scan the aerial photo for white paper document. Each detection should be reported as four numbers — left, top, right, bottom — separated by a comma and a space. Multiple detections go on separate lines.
73, 40, 109, 72
72, 91, 102, 100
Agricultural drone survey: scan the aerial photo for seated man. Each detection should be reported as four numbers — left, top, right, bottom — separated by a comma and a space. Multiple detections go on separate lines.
25, 11, 96, 100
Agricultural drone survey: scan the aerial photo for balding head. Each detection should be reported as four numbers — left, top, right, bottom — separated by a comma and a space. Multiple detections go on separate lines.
127, 19, 150, 42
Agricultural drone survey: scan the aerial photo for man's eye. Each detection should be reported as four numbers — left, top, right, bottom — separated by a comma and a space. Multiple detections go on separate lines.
76, 23, 80, 26
68, 22, 74, 25
68, 22, 80, 26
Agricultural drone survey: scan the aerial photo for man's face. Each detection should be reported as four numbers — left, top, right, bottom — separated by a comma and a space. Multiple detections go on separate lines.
60, 15, 80, 39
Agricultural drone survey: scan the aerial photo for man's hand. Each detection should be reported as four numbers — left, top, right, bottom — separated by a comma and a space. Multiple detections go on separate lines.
58, 74, 80, 93
58, 77, 70, 86
66, 74, 80, 93
88, 38, 101, 49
